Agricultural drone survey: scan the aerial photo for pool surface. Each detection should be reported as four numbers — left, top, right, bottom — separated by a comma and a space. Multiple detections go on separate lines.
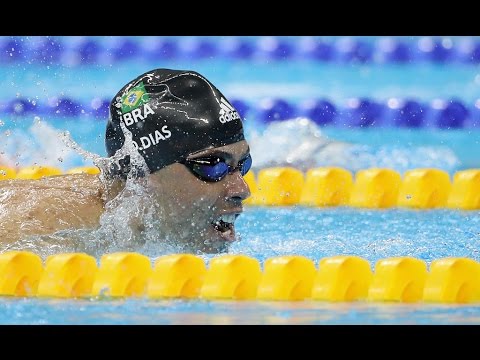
3, 297, 480, 325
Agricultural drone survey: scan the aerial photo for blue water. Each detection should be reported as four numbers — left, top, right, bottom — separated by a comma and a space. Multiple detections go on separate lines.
2, 36, 480, 324
3, 298, 480, 325
232, 207, 480, 264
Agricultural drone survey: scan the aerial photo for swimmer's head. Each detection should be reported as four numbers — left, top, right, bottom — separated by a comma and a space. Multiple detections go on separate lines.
105, 68, 245, 177
105, 68, 251, 254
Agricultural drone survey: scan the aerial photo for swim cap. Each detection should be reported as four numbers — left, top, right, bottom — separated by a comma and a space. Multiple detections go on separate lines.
105, 68, 245, 176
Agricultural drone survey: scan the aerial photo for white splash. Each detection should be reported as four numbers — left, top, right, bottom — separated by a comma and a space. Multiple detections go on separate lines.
0, 117, 91, 170
248, 117, 460, 173
249, 117, 351, 171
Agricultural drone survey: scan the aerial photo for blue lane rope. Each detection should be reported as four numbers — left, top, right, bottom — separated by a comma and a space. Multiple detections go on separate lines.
2, 36, 480, 65
1, 96, 479, 129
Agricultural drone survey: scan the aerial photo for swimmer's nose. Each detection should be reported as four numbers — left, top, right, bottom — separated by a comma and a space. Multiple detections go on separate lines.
225, 170, 251, 202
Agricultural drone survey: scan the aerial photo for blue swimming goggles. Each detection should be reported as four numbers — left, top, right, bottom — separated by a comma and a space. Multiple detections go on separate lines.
182, 154, 252, 182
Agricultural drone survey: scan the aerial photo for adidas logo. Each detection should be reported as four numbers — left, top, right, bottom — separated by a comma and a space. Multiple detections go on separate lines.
219, 97, 241, 124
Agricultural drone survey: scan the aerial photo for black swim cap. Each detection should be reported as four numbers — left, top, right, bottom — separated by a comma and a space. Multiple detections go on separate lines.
105, 68, 245, 175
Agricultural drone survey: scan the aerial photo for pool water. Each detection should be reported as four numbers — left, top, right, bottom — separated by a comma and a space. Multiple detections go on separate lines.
1, 36, 480, 324
3, 296, 480, 325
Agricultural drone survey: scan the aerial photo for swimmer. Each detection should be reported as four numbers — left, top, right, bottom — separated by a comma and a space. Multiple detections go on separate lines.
0, 68, 251, 255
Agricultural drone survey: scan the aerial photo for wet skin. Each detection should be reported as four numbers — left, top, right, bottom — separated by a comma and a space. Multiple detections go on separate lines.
146, 140, 251, 253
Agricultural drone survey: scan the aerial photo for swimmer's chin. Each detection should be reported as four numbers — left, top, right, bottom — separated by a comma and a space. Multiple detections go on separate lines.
157, 224, 239, 254
179, 238, 231, 254
200, 239, 232, 254
184, 235, 236, 254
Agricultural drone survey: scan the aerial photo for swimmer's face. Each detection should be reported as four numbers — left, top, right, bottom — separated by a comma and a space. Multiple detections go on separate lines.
147, 140, 251, 253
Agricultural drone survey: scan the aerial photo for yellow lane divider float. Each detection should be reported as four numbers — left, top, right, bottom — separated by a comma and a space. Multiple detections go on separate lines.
37, 253, 97, 298
0, 167, 16, 180
0, 251, 43, 296
66, 166, 100, 175
201, 255, 261, 300
244, 167, 480, 210
300, 167, 353, 207
148, 254, 206, 299
311, 255, 372, 302
92, 252, 152, 297
349, 168, 401, 209
367, 257, 427, 303
257, 256, 316, 301
15, 166, 63, 180
2, 251, 480, 303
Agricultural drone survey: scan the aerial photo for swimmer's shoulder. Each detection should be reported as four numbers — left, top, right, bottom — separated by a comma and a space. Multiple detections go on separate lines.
0, 173, 105, 198
0, 173, 107, 245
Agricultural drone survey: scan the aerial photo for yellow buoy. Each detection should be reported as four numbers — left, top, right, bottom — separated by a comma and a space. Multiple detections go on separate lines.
257, 256, 316, 301
92, 252, 152, 297
16, 165, 62, 180
446, 169, 480, 210
349, 168, 401, 208
368, 257, 427, 303
200, 255, 261, 300
147, 254, 206, 298
256, 167, 304, 206
299, 167, 353, 207
0, 251, 43, 296
67, 166, 100, 175
312, 255, 373, 301
397, 168, 451, 208
424, 257, 480, 304
0, 167, 16, 180
37, 253, 97, 298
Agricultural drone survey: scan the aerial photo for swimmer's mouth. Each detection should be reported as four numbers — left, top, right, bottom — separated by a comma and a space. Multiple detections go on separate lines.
212, 214, 239, 241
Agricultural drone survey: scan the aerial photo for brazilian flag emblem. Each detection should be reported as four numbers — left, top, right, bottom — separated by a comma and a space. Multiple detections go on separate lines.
121, 82, 150, 113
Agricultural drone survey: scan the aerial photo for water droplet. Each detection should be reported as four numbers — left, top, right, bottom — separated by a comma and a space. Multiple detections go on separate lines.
57, 157, 63, 162
13, 103, 24, 113
4, 130, 11, 136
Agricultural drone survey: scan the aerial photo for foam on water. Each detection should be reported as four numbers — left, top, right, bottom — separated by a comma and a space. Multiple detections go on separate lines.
248, 117, 460, 173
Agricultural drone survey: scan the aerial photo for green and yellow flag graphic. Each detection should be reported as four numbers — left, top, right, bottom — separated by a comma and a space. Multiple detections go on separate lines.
121, 82, 150, 113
